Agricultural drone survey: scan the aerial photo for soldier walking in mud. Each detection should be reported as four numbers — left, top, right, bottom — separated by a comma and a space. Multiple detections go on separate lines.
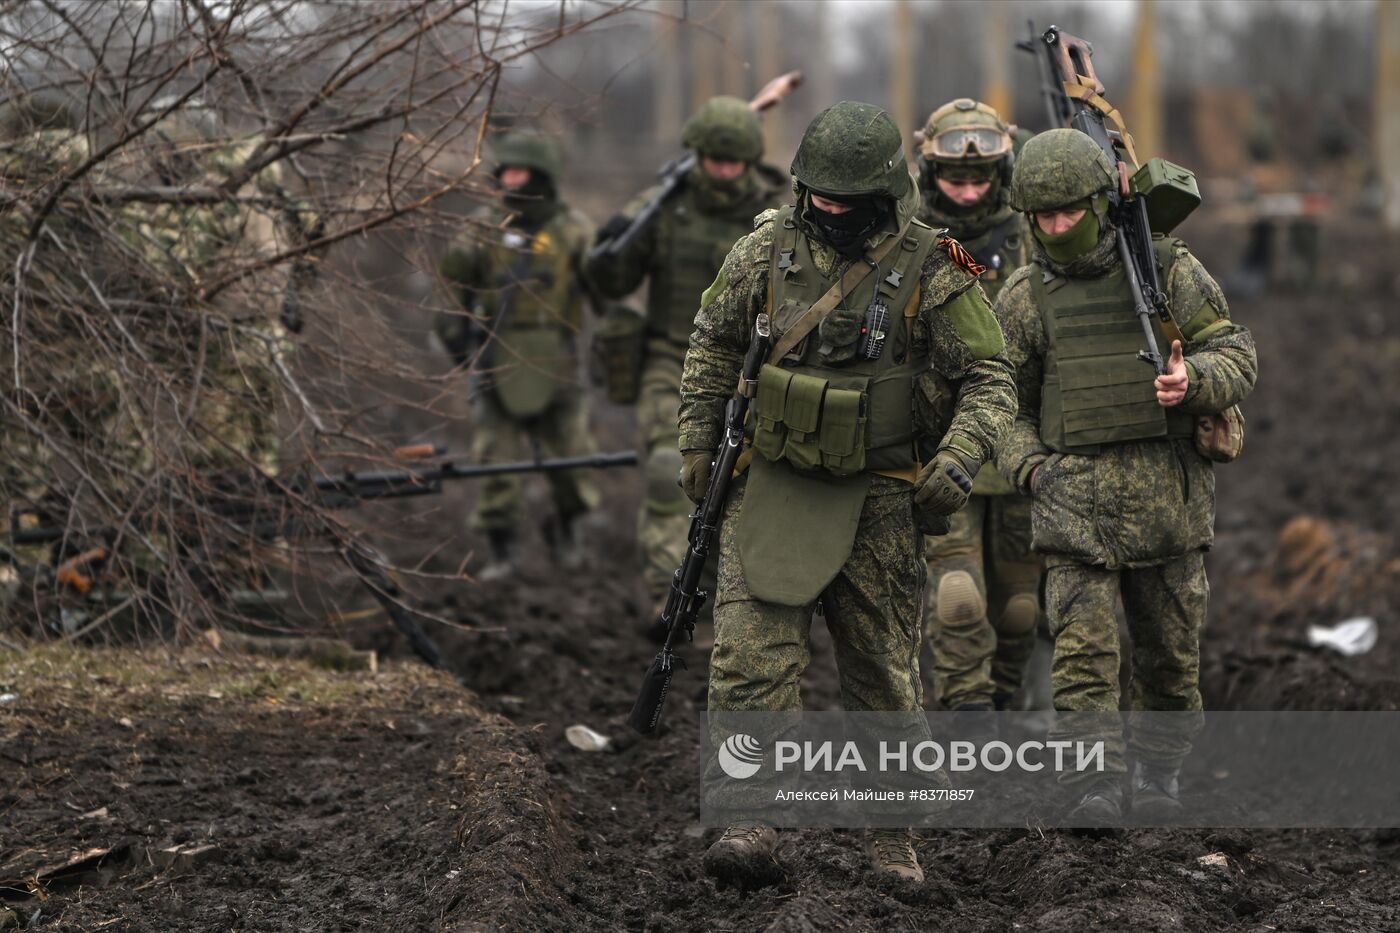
914, 99, 1043, 716
680, 102, 1015, 884
995, 129, 1257, 823
584, 97, 787, 630
436, 132, 603, 581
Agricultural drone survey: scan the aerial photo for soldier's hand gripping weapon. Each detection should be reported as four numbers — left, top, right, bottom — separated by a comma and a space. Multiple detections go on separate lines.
626, 312, 770, 735
589, 72, 803, 261
1019, 25, 1200, 376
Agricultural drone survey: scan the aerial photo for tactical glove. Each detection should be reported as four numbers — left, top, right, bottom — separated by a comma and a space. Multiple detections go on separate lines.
680, 449, 715, 505
914, 447, 979, 519
597, 213, 632, 245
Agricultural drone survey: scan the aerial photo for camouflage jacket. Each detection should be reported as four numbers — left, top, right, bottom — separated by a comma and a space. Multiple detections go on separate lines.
679, 184, 1015, 468
995, 230, 1258, 568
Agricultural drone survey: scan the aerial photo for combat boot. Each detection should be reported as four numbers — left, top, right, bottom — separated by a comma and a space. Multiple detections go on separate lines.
478, 529, 516, 583
702, 821, 782, 888
1131, 761, 1183, 823
863, 828, 924, 884
543, 513, 586, 571
1066, 777, 1123, 827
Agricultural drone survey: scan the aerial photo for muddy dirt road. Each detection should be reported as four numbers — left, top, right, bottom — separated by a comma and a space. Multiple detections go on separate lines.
5, 225, 1400, 930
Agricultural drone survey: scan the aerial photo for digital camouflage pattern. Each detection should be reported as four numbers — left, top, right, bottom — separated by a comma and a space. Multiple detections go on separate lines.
996, 178, 1257, 777
680, 148, 1015, 716
1046, 553, 1208, 776
925, 493, 1040, 709
681, 96, 764, 163
995, 232, 1258, 566
437, 189, 601, 535
707, 475, 926, 712
584, 115, 786, 605
916, 103, 1040, 710
1007, 128, 1116, 214
790, 101, 912, 199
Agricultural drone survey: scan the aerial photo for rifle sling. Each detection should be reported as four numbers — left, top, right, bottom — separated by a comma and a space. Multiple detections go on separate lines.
767, 224, 910, 363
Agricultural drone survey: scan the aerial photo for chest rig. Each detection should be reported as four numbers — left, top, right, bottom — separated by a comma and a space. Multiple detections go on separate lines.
481, 213, 578, 331
751, 205, 938, 476
1034, 237, 1195, 454
959, 213, 1023, 301
648, 187, 761, 346
480, 212, 580, 419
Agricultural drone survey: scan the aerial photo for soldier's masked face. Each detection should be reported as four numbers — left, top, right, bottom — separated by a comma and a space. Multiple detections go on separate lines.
1032, 202, 1099, 263
806, 190, 888, 259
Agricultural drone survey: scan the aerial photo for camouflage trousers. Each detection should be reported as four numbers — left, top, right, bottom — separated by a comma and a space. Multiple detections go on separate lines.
925, 493, 1042, 709
708, 475, 925, 714
637, 343, 716, 610
470, 391, 598, 533
1046, 551, 1207, 781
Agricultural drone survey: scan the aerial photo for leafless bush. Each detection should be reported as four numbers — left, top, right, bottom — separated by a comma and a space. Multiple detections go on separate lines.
0, 0, 627, 643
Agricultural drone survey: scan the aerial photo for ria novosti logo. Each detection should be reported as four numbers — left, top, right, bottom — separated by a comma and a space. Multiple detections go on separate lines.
717, 733, 764, 779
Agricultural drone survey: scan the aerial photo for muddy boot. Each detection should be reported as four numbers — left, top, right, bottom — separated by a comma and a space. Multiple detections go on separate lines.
703, 821, 781, 888
478, 529, 516, 583
863, 828, 924, 884
1131, 762, 1182, 823
1066, 777, 1124, 827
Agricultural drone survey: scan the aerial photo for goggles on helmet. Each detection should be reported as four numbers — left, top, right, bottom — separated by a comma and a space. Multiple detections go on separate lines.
924, 125, 1012, 161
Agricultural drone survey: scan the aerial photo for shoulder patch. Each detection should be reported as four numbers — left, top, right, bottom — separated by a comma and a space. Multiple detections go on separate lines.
938, 235, 987, 277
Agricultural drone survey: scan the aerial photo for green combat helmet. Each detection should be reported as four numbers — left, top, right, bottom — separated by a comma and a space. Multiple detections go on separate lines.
681, 96, 763, 163
790, 100, 911, 200
490, 131, 562, 184
917, 98, 1013, 184
1008, 128, 1115, 214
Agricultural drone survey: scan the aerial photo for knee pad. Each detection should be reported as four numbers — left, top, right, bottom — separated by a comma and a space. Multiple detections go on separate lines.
644, 447, 688, 513
995, 592, 1040, 636
936, 570, 985, 626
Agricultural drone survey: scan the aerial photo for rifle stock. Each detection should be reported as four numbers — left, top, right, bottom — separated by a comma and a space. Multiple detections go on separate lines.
627, 313, 771, 735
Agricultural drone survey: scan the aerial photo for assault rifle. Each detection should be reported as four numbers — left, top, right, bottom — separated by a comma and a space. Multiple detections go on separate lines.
626, 313, 770, 735
8, 447, 638, 677
588, 71, 803, 261
1018, 25, 1201, 375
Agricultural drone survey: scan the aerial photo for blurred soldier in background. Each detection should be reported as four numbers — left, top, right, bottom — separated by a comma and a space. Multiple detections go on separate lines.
914, 99, 1042, 716
436, 132, 602, 581
585, 97, 787, 631
683, 102, 1014, 886
997, 130, 1257, 824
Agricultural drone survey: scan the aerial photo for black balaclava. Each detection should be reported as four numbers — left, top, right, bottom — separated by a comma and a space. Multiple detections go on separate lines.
807, 190, 888, 259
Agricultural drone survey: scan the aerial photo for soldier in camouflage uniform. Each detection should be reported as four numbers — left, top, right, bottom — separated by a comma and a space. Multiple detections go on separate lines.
995, 129, 1257, 823
584, 97, 787, 625
915, 99, 1042, 714
681, 102, 1015, 885
436, 132, 601, 580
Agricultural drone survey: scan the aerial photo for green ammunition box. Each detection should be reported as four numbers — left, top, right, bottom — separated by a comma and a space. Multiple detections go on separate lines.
1131, 157, 1201, 234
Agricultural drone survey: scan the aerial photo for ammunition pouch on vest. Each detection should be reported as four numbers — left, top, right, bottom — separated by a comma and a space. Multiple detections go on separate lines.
1034, 237, 1196, 454
752, 205, 937, 477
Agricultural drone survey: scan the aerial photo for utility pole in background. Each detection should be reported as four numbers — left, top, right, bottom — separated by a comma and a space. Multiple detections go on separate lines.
653, 3, 683, 153
1129, 0, 1163, 161
1379, 0, 1400, 229
890, 0, 916, 156
752, 1, 789, 161
981, 2, 1013, 122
